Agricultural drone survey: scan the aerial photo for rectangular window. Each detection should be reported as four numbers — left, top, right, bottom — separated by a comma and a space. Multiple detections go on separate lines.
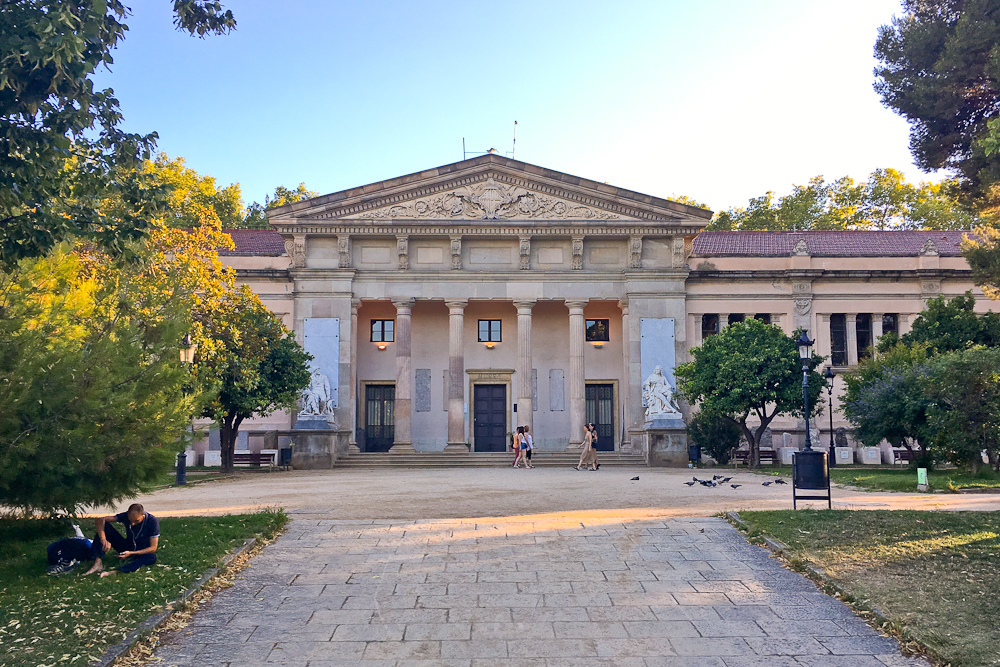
830, 314, 847, 366
701, 314, 719, 339
753, 313, 771, 324
585, 319, 610, 342
478, 319, 501, 343
882, 313, 898, 336
728, 314, 745, 325
371, 319, 394, 342
856, 313, 872, 358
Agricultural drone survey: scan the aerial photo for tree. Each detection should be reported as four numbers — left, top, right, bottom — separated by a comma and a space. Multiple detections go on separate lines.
194, 286, 311, 473
146, 153, 245, 228
962, 225, 1000, 298
686, 410, 743, 465
874, 1, 1000, 198
240, 183, 320, 229
675, 318, 827, 468
925, 347, 1000, 471
705, 169, 973, 231
842, 343, 934, 465
0, 1, 235, 269
901, 291, 1000, 351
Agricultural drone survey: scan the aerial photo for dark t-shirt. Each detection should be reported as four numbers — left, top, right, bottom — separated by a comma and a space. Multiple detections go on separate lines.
114, 512, 160, 551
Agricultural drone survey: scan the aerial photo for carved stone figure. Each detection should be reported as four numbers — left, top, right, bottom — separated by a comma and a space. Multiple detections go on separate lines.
300, 368, 335, 420
642, 366, 681, 417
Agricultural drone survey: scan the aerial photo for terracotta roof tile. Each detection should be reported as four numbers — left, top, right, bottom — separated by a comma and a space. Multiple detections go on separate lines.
691, 230, 971, 257
221, 229, 286, 256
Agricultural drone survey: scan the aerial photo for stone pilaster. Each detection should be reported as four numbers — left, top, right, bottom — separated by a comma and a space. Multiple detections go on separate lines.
450, 236, 462, 270
390, 299, 416, 453
899, 313, 913, 336
445, 299, 468, 452
571, 237, 584, 270
338, 235, 351, 268
348, 299, 360, 453
396, 235, 409, 270
518, 236, 531, 270
719, 314, 729, 329
619, 300, 631, 451
872, 313, 884, 344
567, 300, 588, 444
817, 314, 831, 368
846, 313, 859, 367
514, 301, 535, 432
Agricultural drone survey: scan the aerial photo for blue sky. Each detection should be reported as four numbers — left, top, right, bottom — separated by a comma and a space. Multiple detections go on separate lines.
93, 0, 929, 213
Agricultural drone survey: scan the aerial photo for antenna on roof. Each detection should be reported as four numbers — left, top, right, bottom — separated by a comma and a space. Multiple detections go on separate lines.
506, 121, 517, 159
462, 139, 501, 160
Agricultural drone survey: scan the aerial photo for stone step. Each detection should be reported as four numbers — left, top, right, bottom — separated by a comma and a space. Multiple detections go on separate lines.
335, 451, 647, 468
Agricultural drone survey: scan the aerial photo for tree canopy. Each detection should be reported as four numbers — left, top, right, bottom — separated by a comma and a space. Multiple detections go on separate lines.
0, 0, 235, 269
242, 183, 320, 229
874, 0, 1000, 198
900, 291, 1000, 351
675, 318, 826, 468
707, 169, 975, 231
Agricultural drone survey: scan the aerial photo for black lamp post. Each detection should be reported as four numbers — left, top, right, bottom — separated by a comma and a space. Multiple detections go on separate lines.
825, 366, 836, 467
792, 331, 831, 508
176, 334, 196, 486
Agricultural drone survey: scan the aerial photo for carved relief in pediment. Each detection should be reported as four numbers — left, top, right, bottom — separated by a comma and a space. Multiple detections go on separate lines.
348, 176, 624, 221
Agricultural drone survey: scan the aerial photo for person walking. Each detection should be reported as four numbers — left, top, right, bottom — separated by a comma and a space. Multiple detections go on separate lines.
522, 425, 534, 468
575, 422, 594, 470
585, 423, 600, 471
513, 426, 524, 468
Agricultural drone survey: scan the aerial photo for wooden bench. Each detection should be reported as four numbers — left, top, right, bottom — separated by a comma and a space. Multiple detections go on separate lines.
731, 449, 776, 465
232, 452, 274, 469
892, 448, 914, 464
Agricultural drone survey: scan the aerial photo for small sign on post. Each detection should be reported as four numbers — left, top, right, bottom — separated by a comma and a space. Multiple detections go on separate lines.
917, 467, 929, 492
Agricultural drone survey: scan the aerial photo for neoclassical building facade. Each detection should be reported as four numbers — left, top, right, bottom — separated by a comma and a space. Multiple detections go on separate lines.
211, 155, 996, 463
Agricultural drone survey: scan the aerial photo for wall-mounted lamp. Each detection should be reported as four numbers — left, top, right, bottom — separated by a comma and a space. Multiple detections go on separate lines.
377, 343, 387, 350
593, 343, 604, 349
485, 342, 496, 349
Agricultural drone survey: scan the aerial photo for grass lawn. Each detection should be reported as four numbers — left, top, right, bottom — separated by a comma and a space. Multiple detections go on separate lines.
752, 464, 1000, 493
0, 511, 286, 667
735, 509, 1000, 667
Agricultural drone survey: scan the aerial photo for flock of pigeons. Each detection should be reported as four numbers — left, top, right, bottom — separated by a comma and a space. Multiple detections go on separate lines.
684, 474, 788, 489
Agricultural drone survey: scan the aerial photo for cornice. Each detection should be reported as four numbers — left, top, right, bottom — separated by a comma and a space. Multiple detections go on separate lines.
272, 223, 703, 236
686, 268, 971, 281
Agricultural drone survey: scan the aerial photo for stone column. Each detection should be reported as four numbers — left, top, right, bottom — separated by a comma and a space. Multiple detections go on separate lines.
514, 301, 535, 433
899, 313, 913, 336
567, 300, 588, 445
719, 314, 729, 329
817, 314, 831, 369
846, 313, 859, 367
348, 299, 360, 453
390, 299, 416, 453
445, 299, 468, 452
872, 313, 884, 344
619, 300, 630, 450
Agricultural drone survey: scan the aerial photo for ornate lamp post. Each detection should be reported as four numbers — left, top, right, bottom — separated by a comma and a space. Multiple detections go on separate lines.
825, 366, 836, 467
176, 334, 197, 486
792, 331, 831, 508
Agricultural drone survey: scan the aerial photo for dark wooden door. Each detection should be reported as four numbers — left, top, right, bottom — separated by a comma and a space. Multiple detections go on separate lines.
364, 385, 395, 452
473, 384, 506, 452
586, 384, 615, 451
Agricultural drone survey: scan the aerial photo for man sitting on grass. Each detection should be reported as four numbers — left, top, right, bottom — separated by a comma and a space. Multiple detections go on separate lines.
82, 503, 160, 578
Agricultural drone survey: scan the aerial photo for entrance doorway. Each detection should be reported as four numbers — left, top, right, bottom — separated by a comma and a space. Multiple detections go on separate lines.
586, 384, 615, 451
364, 384, 395, 452
473, 384, 507, 452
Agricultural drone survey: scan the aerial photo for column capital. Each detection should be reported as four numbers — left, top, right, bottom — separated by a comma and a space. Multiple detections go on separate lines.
392, 298, 415, 313
846, 313, 858, 323
618, 300, 629, 315
818, 313, 830, 322
565, 299, 589, 311
513, 300, 536, 313
445, 299, 468, 312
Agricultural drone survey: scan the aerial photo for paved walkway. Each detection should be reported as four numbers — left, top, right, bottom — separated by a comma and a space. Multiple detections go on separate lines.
153, 515, 929, 666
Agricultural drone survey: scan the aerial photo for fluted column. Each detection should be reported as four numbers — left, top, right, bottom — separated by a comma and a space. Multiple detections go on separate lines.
514, 301, 535, 433
348, 299, 360, 453
872, 313, 884, 345
391, 299, 415, 452
846, 313, 859, 367
719, 314, 729, 329
567, 300, 588, 445
445, 299, 468, 452
619, 300, 631, 451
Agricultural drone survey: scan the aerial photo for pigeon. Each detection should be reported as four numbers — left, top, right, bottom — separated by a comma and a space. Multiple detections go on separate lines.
712, 475, 723, 480
684, 481, 696, 486
693, 476, 701, 482
731, 484, 741, 489
631, 476, 640, 481
774, 478, 787, 485
762, 481, 773, 486
721, 477, 733, 483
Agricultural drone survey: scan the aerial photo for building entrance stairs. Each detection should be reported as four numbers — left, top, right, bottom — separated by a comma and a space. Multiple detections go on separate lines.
336, 450, 647, 468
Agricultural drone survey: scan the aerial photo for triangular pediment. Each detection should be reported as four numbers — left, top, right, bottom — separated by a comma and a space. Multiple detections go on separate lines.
267, 155, 713, 226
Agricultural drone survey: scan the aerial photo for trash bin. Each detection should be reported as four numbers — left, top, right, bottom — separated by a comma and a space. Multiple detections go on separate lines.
688, 444, 702, 462
278, 447, 292, 468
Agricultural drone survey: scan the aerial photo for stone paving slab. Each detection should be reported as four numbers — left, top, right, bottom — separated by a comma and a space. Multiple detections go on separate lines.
151, 516, 931, 667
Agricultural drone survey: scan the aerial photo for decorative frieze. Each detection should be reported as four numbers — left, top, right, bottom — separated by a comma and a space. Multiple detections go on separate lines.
629, 235, 643, 269
337, 235, 351, 268
572, 236, 584, 270
519, 236, 531, 270
450, 235, 462, 270
396, 235, 409, 270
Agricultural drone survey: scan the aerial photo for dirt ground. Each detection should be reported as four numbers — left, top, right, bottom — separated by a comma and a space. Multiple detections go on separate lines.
90, 467, 1000, 519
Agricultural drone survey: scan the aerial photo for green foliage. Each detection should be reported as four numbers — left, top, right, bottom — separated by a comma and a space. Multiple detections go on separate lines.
146, 153, 245, 228
236, 183, 319, 229
0, 511, 283, 667
0, 1, 236, 270
842, 343, 933, 462
194, 286, 311, 473
901, 291, 1000, 351
875, 0, 1000, 198
705, 169, 974, 231
686, 410, 742, 464
0, 248, 201, 513
925, 347, 1000, 471
675, 318, 826, 468
962, 224, 1000, 299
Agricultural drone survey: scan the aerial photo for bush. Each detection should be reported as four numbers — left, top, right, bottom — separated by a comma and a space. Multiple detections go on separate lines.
687, 411, 743, 464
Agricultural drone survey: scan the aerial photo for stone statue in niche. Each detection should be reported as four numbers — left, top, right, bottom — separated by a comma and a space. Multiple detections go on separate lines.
642, 366, 681, 418
300, 368, 335, 422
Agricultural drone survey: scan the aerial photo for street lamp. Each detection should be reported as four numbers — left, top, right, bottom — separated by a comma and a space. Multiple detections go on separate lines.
176, 334, 197, 486
792, 331, 831, 508
825, 366, 836, 467
797, 331, 815, 451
